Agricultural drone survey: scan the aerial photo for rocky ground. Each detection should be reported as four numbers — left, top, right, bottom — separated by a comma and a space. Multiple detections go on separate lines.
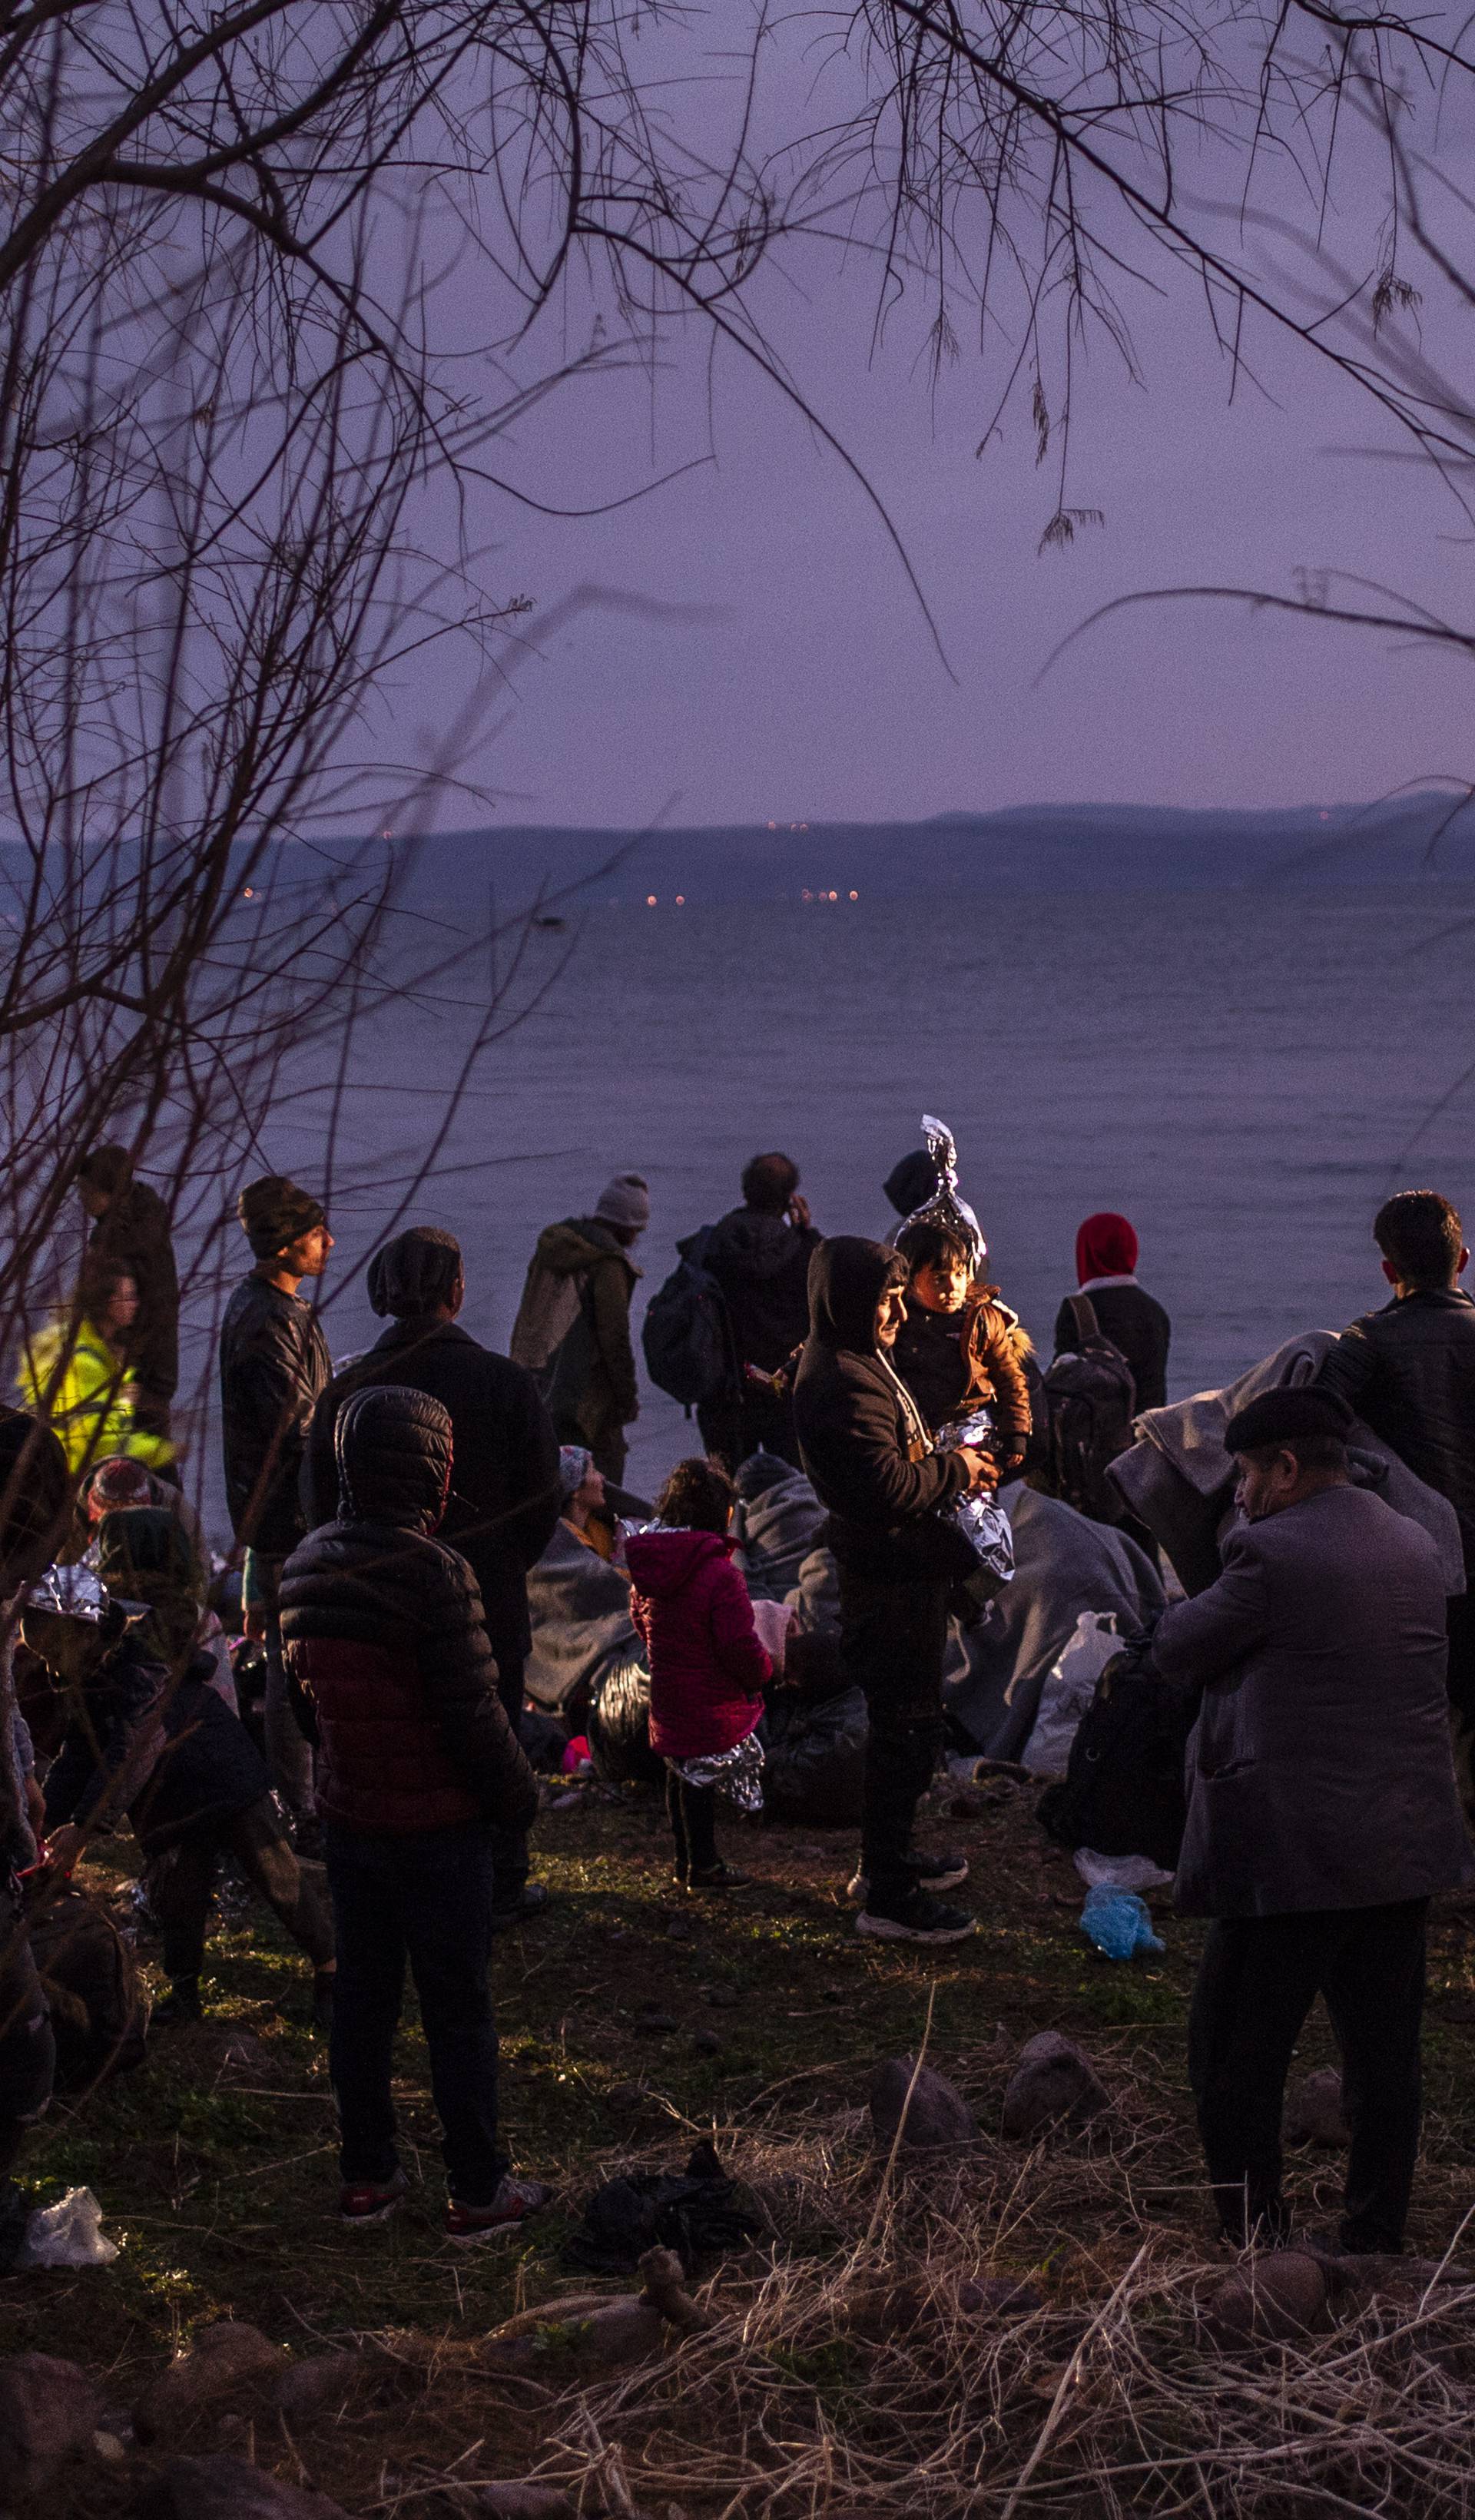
5, 1775, 1475, 2518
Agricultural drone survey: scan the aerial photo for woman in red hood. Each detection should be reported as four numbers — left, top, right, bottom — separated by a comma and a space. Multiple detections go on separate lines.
625, 1457, 773, 1890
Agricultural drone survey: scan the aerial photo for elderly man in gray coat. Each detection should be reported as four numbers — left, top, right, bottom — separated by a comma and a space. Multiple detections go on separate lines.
1155, 1384, 1474, 2255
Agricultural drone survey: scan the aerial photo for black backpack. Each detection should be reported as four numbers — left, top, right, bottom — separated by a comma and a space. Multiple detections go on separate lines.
1039, 1293, 1138, 1521
641, 1227, 733, 1408
1036, 1632, 1193, 1874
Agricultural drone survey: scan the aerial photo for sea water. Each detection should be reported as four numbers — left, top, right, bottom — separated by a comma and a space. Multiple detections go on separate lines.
177, 881, 1475, 1527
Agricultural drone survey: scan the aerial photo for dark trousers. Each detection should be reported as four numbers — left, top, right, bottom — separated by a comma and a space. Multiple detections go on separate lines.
665, 1766, 718, 1877
698, 1384, 802, 1475
837, 1566, 950, 1905
147, 1795, 333, 1984
325, 1821, 505, 2206
0, 1903, 53, 2180
1188, 1899, 1429, 2251
488, 1650, 530, 1908
1445, 1594, 1475, 1827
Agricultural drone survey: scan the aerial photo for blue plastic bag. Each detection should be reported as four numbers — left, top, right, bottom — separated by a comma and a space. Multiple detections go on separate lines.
1079, 1885, 1165, 1961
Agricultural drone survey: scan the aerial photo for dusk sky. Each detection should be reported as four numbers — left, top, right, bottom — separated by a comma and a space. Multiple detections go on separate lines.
426, 30, 1475, 835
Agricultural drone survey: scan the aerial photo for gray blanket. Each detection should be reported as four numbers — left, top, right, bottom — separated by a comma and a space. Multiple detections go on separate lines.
944, 1482, 1165, 1760
524, 1520, 642, 1713
1110, 1329, 1467, 1597
736, 1466, 829, 1603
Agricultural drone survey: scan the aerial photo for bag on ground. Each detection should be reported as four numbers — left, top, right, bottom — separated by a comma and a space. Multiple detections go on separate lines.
1036, 1630, 1192, 1873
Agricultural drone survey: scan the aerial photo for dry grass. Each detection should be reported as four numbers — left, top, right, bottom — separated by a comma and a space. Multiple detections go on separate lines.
7, 1782, 1475, 2515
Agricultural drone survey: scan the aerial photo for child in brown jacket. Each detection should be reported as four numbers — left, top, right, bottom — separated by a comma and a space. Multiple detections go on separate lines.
891, 1219, 1032, 1467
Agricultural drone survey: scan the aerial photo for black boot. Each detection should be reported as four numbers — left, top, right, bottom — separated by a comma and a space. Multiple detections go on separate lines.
153, 1976, 204, 2027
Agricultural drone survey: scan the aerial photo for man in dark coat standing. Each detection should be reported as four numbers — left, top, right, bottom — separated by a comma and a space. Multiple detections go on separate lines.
793, 1237, 993, 1944
1315, 1189, 1475, 1817
696, 1152, 820, 1471
75, 1147, 180, 1441
304, 1226, 560, 1927
218, 1175, 333, 1834
1156, 1384, 1474, 2255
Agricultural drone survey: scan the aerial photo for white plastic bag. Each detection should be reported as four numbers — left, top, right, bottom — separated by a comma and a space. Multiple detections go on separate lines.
16, 2187, 119, 2267
1019, 1611, 1122, 1776
1075, 1846, 1175, 1893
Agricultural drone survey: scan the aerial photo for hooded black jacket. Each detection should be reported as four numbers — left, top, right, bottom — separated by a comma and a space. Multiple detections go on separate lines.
219, 1272, 332, 1556
1316, 1286, 1475, 1571
303, 1318, 559, 1671
703, 1206, 820, 1375
792, 1238, 974, 1583
280, 1384, 536, 1835
44, 1635, 270, 1855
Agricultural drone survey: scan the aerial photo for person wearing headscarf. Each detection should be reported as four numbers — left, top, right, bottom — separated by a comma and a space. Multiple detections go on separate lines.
73, 1146, 180, 1440
559, 1444, 616, 1560
1053, 1212, 1172, 1415
792, 1238, 993, 1945
303, 1225, 560, 1929
218, 1175, 334, 1835
510, 1174, 649, 1481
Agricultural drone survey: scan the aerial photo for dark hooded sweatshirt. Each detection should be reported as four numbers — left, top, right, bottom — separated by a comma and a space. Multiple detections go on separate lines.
279, 1384, 535, 1836
792, 1238, 975, 1583
702, 1206, 820, 1375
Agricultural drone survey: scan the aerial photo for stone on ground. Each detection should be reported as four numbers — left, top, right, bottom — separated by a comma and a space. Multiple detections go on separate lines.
1199, 2251, 1331, 2348
270, 2353, 363, 2421
1284, 2067, 1351, 2147
1000, 2032, 1109, 2138
0, 2350, 104, 2498
868, 2057, 976, 2151
134, 2453, 349, 2520
134, 2323, 285, 2441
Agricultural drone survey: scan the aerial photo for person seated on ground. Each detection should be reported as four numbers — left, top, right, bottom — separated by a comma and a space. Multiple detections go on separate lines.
83, 1453, 207, 1565
732, 1447, 828, 1602
559, 1444, 618, 1559
74, 1146, 180, 1443
1054, 1212, 1172, 1415
25, 1517, 334, 2029
793, 1238, 992, 1945
892, 1218, 1032, 1466
694, 1153, 821, 1472
1154, 1386, 1473, 2258
626, 1457, 774, 1893
280, 1385, 548, 2243
1315, 1189, 1475, 1820
17, 1260, 175, 1476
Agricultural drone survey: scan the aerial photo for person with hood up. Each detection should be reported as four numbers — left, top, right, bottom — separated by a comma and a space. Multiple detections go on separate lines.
510, 1175, 649, 1482
625, 1457, 774, 1892
280, 1384, 548, 2241
304, 1227, 560, 1930
218, 1175, 333, 1834
1054, 1213, 1172, 1416
793, 1238, 994, 1943
74, 1146, 180, 1440
694, 1153, 820, 1471
25, 1520, 333, 2027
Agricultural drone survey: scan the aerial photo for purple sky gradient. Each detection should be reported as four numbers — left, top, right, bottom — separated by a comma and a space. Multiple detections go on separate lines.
394, 22, 1475, 831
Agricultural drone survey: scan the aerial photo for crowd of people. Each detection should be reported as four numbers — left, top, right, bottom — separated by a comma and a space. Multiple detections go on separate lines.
2, 1137, 1475, 2270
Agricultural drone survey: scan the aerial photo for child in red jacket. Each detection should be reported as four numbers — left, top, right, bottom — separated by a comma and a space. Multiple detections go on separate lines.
625, 1457, 774, 1890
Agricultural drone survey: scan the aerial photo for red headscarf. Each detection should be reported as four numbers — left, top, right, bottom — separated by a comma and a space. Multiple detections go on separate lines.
1076, 1212, 1139, 1286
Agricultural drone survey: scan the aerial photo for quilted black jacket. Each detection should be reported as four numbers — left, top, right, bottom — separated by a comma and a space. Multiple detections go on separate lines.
280, 1384, 536, 1834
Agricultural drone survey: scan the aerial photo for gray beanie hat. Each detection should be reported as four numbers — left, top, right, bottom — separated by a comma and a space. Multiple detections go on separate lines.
595, 1173, 650, 1233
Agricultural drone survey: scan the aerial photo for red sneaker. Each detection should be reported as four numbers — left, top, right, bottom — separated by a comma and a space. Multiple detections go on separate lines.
339, 2167, 409, 2227
446, 2174, 552, 2245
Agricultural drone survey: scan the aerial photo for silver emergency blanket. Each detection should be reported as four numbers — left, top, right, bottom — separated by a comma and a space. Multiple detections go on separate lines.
936, 1403, 1015, 1588
903, 1112, 986, 1268
670, 1727, 766, 1814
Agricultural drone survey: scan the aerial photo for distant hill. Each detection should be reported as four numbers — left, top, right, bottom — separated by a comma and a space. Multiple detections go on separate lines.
399, 792, 1475, 911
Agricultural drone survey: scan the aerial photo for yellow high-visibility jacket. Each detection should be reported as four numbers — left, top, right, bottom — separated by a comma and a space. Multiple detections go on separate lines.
16, 1314, 174, 1474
